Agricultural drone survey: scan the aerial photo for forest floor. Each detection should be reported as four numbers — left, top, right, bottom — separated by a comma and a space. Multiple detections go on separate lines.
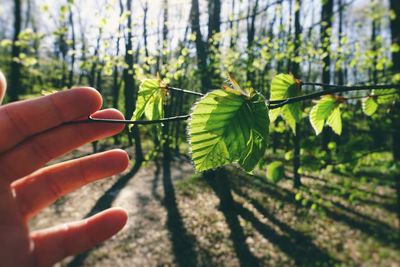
29, 145, 400, 267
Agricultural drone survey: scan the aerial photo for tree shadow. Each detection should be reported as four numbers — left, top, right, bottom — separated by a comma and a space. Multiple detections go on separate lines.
162, 143, 198, 267
236, 203, 339, 267
66, 162, 142, 267
233, 188, 340, 266
240, 174, 400, 248
151, 160, 162, 202
204, 169, 261, 267
305, 173, 396, 201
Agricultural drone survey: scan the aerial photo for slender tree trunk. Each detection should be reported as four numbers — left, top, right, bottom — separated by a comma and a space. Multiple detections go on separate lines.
246, 0, 259, 86
336, 0, 344, 85
229, 0, 236, 48
207, 0, 221, 85
143, 1, 149, 58
68, 5, 76, 88
123, 0, 144, 163
8, 0, 22, 102
292, 0, 302, 188
370, 0, 379, 85
190, 0, 211, 92
389, 0, 400, 219
112, 0, 124, 145
320, 0, 333, 153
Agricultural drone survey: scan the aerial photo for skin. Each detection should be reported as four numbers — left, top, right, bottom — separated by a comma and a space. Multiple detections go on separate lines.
0, 71, 129, 267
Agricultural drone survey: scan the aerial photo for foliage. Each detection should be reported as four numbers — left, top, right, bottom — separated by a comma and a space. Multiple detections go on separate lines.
269, 74, 302, 134
189, 78, 269, 172
130, 78, 167, 124
266, 161, 285, 183
309, 95, 342, 135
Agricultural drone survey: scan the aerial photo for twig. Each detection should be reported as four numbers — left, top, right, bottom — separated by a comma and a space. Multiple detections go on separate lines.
268, 83, 400, 109
68, 83, 400, 124
168, 86, 204, 96
68, 115, 190, 125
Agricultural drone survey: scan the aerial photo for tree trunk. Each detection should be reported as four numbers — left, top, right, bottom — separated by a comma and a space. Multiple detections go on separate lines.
336, 0, 344, 85
207, 0, 222, 85
68, 5, 76, 88
8, 0, 22, 102
124, 0, 144, 162
190, 0, 211, 92
292, 0, 302, 188
246, 0, 259, 86
389, 0, 400, 219
320, 0, 333, 153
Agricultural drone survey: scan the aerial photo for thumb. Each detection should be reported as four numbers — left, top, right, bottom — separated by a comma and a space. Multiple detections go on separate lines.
0, 71, 6, 104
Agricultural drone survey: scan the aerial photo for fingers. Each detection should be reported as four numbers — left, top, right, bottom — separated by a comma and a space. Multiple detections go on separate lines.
31, 208, 128, 267
0, 87, 102, 153
12, 149, 129, 220
0, 71, 6, 104
0, 109, 125, 183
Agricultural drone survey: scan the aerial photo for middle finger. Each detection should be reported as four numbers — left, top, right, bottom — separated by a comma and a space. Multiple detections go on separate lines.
0, 109, 125, 183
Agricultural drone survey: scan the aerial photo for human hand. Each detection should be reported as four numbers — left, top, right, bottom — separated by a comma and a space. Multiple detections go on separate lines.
0, 72, 129, 267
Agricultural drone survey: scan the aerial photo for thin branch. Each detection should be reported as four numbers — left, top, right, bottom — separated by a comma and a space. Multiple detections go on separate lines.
344, 92, 400, 100
268, 83, 400, 109
68, 115, 190, 125
168, 86, 204, 96
67, 83, 400, 125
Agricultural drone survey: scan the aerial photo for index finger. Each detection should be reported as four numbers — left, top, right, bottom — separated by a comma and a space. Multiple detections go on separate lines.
0, 87, 102, 153
0, 71, 6, 104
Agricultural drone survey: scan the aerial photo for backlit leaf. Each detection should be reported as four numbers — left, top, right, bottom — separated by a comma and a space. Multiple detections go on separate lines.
373, 89, 399, 104
269, 74, 302, 134
131, 79, 167, 125
326, 106, 342, 135
189, 89, 269, 172
309, 95, 341, 135
362, 96, 378, 116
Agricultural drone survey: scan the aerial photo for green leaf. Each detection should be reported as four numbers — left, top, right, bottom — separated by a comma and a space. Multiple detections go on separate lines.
326, 106, 342, 135
266, 161, 285, 183
131, 79, 166, 124
373, 89, 399, 104
309, 95, 341, 135
362, 96, 378, 116
269, 74, 302, 134
189, 89, 269, 172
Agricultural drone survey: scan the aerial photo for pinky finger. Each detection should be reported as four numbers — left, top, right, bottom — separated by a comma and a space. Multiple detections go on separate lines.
31, 208, 128, 267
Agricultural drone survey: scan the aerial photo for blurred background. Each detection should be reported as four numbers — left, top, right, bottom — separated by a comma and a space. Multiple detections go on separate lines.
0, 0, 399, 266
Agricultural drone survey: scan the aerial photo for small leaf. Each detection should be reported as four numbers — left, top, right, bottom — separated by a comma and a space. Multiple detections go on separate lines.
266, 161, 285, 183
269, 74, 302, 134
326, 106, 342, 135
373, 89, 399, 104
362, 96, 378, 116
309, 96, 341, 135
189, 90, 269, 172
131, 79, 167, 126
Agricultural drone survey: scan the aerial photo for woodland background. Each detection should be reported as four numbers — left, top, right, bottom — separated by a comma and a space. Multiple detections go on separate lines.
0, 0, 399, 266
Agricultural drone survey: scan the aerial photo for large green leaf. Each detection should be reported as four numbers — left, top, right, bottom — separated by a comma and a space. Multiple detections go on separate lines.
189, 89, 269, 172
269, 74, 302, 134
362, 96, 378, 116
309, 95, 342, 135
131, 79, 166, 122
